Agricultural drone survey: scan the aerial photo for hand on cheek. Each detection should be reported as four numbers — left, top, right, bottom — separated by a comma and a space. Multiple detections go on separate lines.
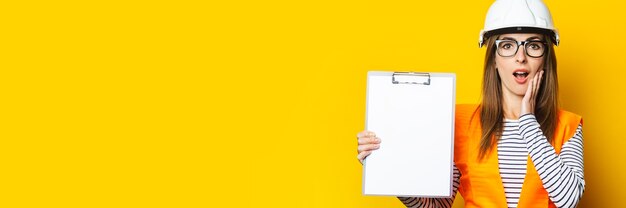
520, 70, 544, 116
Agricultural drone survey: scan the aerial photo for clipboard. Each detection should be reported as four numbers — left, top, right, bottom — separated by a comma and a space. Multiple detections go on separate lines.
362, 71, 456, 197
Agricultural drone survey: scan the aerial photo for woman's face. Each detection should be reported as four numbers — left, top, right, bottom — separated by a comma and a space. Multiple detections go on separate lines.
494, 33, 546, 97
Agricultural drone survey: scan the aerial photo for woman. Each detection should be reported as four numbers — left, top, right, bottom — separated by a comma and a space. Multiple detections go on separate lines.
356, 0, 585, 207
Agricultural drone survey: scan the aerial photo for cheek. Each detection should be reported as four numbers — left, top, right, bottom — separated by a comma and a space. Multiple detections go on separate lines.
494, 58, 507, 78
494, 56, 511, 72
530, 58, 546, 71
494, 56, 502, 69
496, 67, 506, 79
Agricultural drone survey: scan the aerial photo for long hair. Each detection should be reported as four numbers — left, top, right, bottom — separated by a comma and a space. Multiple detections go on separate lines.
477, 34, 559, 160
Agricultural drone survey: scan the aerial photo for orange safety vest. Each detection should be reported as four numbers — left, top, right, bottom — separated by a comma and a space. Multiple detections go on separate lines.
454, 104, 582, 208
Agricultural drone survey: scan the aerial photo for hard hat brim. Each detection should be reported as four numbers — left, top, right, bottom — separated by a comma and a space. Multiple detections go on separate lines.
480, 27, 559, 47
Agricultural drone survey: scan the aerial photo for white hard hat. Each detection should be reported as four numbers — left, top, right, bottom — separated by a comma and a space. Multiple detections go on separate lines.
478, 0, 559, 47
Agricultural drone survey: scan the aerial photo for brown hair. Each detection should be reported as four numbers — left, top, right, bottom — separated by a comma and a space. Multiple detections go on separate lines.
477, 34, 559, 160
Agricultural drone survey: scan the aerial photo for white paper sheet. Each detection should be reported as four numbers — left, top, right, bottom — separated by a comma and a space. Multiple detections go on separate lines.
363, 71, 456, 197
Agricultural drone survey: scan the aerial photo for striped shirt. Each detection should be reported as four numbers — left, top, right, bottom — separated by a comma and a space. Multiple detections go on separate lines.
499, 118, 529, 207
398, 114, 585, 208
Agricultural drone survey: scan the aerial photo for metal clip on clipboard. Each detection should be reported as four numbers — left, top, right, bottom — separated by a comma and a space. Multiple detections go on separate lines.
392, 72, 431, 85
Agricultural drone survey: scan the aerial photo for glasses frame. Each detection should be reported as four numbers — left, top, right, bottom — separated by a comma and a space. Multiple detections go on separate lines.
494, 40, 548, 58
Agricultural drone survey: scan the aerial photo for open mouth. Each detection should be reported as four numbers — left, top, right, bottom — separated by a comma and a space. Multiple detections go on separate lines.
513, 71, 529, 79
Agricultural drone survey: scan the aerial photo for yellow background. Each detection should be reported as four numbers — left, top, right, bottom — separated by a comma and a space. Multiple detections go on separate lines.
1, 0, 624, 207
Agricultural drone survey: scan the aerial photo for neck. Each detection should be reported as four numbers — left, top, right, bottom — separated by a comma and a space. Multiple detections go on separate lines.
501, 88, 523, 120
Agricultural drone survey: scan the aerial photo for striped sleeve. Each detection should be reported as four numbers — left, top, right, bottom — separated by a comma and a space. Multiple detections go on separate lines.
397, 164, 460, 208
519, 114, 585, 208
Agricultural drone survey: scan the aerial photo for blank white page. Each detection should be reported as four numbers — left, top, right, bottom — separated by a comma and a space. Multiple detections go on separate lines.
363, 71, 456, 197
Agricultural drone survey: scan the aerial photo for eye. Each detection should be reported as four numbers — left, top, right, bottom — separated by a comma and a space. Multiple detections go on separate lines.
527, 42, 543, 50
499, 42, 514, 50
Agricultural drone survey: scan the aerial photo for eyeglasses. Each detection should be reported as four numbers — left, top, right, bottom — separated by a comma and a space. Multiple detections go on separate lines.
495, 40, 547, 58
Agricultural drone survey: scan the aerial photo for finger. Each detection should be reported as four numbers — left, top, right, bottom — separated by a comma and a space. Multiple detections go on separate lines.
532, 71, 542, 106
357, 131, 376, 139
357, 143, 380, 153
535, 71, 541, 94
357, 150, 372, 163
357, 136, 381, 145
524, 75, 533, 100
534, 70, 542, 99
531, 71, 538, 99
537, 70, 545, 91
529, 73, 534, 100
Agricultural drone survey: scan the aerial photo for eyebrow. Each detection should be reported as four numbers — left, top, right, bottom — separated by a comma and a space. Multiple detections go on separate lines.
499, 36, 543, 41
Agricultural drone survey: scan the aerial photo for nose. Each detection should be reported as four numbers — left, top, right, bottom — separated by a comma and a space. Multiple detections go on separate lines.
515, 45, 527, 63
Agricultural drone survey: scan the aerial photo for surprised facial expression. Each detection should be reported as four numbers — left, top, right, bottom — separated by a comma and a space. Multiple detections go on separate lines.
495, 33, 546, 97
